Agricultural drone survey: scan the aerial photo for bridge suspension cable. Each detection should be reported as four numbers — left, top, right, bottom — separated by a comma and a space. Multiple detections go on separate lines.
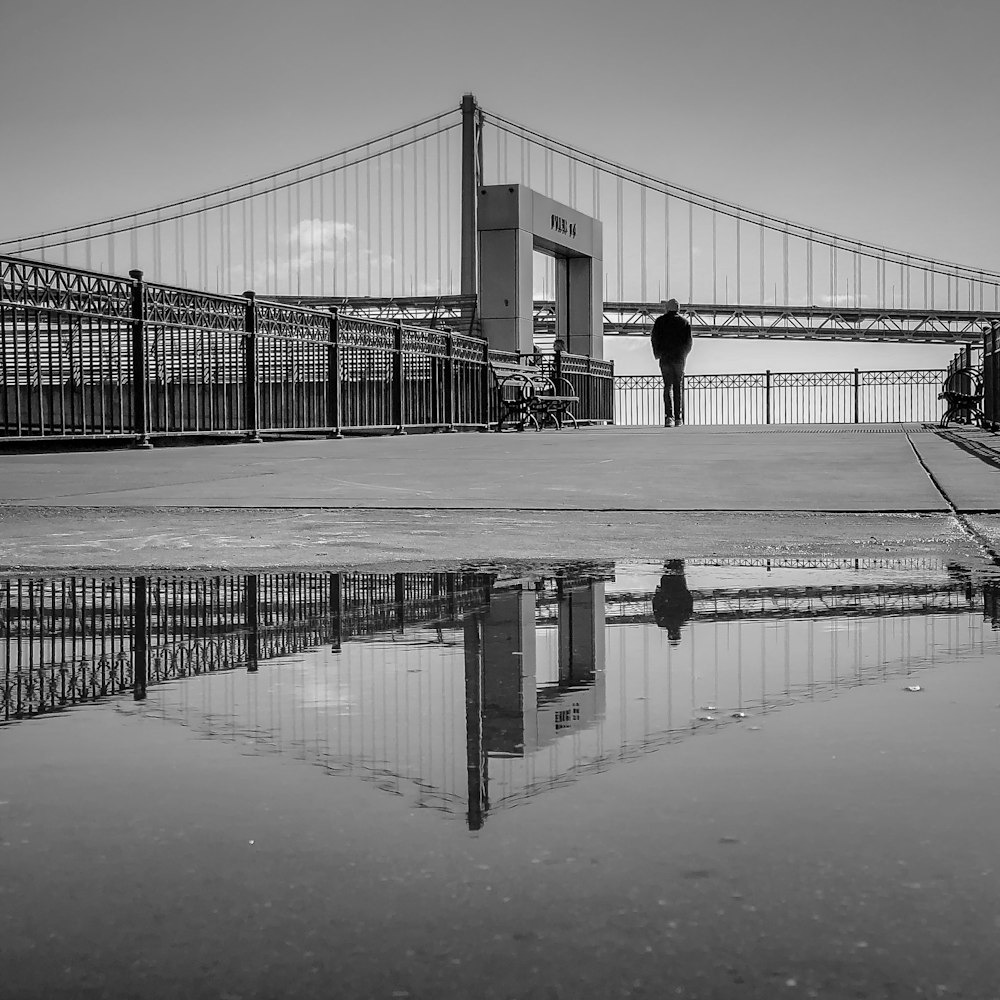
0, 107, 465, 300
2, 96, 998, 321
479, 108, 1000, 316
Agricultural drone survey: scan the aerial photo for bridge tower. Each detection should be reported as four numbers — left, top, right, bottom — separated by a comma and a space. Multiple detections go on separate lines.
462, 95, 604, 360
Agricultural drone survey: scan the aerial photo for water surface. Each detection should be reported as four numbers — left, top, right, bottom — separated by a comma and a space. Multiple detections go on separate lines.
2, 559, 998, 998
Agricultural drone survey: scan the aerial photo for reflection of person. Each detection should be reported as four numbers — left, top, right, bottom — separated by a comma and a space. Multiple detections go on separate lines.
652, 559, 694, 645
650, 298, 692, 427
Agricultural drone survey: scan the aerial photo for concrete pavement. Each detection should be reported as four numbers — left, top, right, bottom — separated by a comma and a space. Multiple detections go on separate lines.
1, 424, 999, 570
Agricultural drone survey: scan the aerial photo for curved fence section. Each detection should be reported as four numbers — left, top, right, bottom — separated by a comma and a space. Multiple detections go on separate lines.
983, 324, 999, 430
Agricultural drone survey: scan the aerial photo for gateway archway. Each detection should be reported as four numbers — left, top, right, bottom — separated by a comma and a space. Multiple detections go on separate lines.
478, 184, 603, 359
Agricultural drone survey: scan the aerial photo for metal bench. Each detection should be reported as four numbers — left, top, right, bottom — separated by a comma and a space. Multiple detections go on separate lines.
938, 366, 986, 428
489, 359, 579, 431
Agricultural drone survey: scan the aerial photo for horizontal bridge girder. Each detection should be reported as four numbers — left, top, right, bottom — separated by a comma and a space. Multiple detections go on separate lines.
588, 301, 997, 344
283, 295, 996, 344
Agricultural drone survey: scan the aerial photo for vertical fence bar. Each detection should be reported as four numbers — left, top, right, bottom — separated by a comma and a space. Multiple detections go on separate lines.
393, 320, 406, 435
242, 291, 262, 443
853, 368, 860, 424
445, 331, 457, 432
482, 341, 492, 430
765, 370, 771, 424
327, 308, 342, 438
129, 269, 152, 448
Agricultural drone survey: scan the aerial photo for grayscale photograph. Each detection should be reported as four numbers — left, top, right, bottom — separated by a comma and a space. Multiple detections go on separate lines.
2, 1, 999, 997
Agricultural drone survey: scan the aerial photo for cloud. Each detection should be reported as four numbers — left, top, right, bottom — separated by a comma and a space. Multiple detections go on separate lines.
816, 292, 872, 308
236, 217, 409, 295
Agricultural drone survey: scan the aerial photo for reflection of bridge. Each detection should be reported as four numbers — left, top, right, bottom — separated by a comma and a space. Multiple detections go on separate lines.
4, 566, 999, 832
598, 583, 980, 625
2, 565, 991, 722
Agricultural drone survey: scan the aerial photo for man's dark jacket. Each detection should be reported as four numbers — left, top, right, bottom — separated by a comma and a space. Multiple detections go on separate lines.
651, 313, 692, 363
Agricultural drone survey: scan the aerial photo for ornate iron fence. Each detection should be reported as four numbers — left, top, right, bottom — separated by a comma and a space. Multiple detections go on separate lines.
1, 255, 613, 441
614, 369, 949, 426
984, 322, 999, 430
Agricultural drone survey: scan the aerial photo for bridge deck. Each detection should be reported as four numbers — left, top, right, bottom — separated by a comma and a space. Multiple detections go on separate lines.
284, 294, 996, 343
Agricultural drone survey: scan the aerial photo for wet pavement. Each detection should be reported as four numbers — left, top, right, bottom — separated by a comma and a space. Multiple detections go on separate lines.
2, 561, 1000, 999
1, 425, 1000, 571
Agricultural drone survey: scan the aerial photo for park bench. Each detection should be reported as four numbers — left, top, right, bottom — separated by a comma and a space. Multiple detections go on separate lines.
938, 366, 986, 428
489, 358, 579, 431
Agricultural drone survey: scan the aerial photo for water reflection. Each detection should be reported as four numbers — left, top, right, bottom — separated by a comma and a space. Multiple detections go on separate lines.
2, 561, 998, 829
652, 559, 694, 643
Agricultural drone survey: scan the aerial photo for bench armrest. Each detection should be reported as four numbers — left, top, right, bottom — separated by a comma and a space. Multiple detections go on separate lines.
544, 376, 579, 399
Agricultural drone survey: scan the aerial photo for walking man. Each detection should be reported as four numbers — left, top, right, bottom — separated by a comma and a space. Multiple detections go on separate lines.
650, 298, 692, 427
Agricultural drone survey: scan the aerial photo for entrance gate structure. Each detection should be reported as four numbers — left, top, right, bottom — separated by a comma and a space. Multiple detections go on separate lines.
478, 184, 603, 360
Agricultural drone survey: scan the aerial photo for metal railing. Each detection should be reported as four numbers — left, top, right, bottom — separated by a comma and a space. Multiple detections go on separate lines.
984, 322, 999, 430
614, 368, 949, 426
1, 255, 613, 442
9, 254, 995, 437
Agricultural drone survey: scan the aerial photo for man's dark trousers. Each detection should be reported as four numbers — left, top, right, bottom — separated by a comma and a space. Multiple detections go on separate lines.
659, 359, 685, 423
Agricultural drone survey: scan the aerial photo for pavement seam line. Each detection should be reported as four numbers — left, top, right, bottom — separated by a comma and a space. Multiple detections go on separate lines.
905, 432, 1000, 566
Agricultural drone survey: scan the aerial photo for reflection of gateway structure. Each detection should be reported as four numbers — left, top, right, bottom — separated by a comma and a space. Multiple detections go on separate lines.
3, 568, 999, 831
465, 577, 606, 830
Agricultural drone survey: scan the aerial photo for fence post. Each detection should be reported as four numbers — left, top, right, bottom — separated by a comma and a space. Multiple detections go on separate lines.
326, 308, 342, 438
132, 575, 148, 701
129, 269, 152, 448
392, 320, 406, 435
765, 369, 772, 425
444, 331, 457, 432
481, 341, 492, 430
853, 368, 860, 424
245, 573, 259, 673
329, 571, 343, 652
584, 356, 592, 424
242, 291, 262, 443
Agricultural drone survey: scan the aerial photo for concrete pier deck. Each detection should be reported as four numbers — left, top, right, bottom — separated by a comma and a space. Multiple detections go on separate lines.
2, 424, 998, 570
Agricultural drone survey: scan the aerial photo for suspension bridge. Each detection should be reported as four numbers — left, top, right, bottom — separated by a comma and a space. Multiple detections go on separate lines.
3, 95, 999, 442
3, 95, 998, 345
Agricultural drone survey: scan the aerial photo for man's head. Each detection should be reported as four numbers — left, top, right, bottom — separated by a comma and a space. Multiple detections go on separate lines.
663, 298, 679, 314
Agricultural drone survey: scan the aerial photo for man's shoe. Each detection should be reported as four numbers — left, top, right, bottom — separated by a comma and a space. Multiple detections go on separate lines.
675, 419, 684, 426
664, 417, 675, 427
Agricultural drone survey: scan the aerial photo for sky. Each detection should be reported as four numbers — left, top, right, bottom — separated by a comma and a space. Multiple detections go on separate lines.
2, 0, 998, 375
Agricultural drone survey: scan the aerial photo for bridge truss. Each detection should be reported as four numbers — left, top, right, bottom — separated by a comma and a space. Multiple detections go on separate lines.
289, 294, 991, 344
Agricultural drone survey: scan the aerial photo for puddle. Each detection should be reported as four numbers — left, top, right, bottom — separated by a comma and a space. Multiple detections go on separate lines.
2, 559, 1000, 996
3, 558, 998, 828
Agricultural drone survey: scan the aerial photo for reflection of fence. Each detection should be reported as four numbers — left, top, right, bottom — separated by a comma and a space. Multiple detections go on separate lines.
0, 571, 493, 721
6, 568, 1000, 832
986, 583, 999, 627
1, 255, 614, 441
614, 369, 947, 426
